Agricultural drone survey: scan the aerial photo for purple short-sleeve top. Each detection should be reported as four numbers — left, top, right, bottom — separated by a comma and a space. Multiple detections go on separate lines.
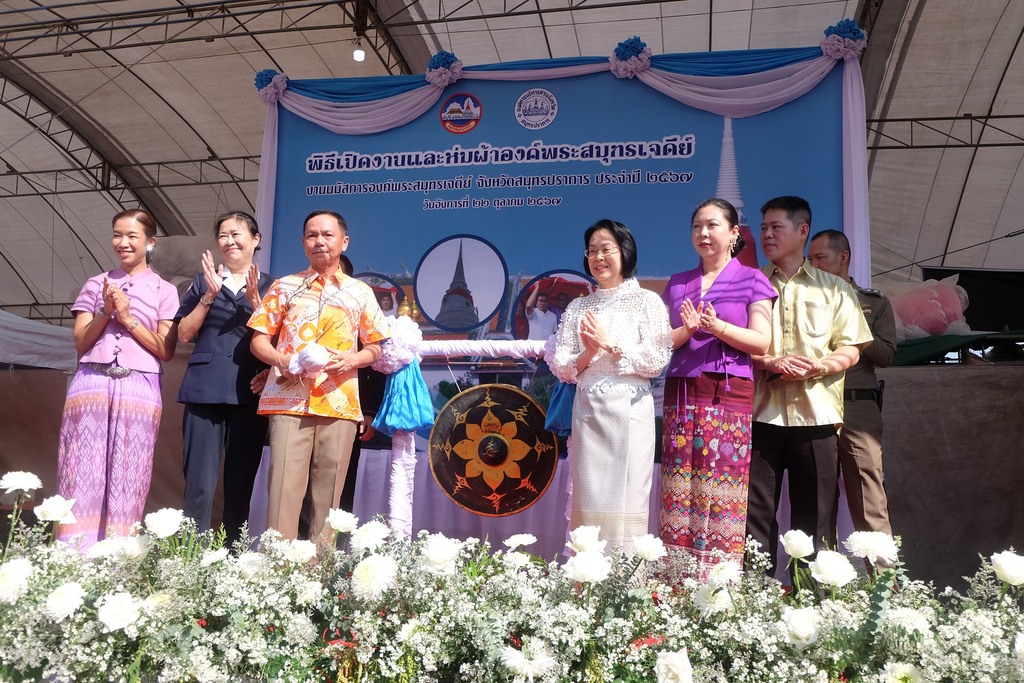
74, 267, 179, 374
662, 258, 777, 380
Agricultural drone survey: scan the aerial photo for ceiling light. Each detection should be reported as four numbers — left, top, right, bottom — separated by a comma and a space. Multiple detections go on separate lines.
353, 39, 365, 62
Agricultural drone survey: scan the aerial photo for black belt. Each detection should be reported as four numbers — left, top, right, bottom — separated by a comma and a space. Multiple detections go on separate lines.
844, 388, 877, 402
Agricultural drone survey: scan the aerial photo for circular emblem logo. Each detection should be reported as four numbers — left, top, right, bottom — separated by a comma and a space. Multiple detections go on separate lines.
514, 88, 558, 130
429, 384, 559, 516
440, 92, 482, 134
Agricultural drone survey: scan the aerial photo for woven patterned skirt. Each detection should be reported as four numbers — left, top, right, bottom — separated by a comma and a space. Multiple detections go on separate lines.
659, 373, 754, 576
56, 364, 162, 549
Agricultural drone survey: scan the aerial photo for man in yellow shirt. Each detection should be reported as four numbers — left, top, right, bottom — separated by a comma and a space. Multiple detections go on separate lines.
746, 196, 872, 574
249, 209, 389, 543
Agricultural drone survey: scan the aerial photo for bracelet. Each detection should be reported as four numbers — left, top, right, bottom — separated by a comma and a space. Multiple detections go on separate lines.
818, 363, 828, 379
200, 295, 215, 306
718, 320, 728, 336
97, 308, 110, 319
127, 319, 140, 332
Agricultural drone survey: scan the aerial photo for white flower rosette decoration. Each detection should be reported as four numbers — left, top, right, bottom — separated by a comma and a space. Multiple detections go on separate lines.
97, 591, 142, 632
350, 519, 391, 554
632, 533, 667, 562
326, 508, 359, 534
567, 525, 607, 554
563, 549, 612, 584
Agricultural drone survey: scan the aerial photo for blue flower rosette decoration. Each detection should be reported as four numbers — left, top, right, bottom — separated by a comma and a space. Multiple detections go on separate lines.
609, 36, 652, 79
821, 19, 867, 61
425, 50, 464, 87
255, 68, 289, 104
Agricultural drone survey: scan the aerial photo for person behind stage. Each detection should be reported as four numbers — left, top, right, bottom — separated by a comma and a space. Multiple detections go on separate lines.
175, 210, 274, 544
808, 229, 897, 545
551, 219, 672, 554
248, 209, 389, 543
525, 283, 558, 340
746, 196, 872, 574
56, 208, 179, 549
659, 198, 775, 576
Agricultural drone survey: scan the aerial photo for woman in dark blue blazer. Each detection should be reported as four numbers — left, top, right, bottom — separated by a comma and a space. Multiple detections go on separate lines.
176, 211, 273, 544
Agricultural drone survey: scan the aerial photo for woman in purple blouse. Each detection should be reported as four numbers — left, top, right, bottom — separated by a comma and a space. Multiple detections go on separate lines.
660, 198, 775, 577
56, 209, 179, 549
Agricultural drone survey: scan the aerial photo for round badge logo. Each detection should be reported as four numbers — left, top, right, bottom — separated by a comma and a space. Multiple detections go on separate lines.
514, 88, 558, 130
429, 384, 559, 516
440, 92, 482, 134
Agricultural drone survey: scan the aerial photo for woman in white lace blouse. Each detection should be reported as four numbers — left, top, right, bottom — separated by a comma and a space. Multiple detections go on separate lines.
552, 219, 672, 553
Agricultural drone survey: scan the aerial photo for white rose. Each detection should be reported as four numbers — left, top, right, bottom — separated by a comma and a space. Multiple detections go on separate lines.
236, 552, 266, 580
809, 550, 857, 588
780, 529, 815, 560
706, 561, 743, 589
693, 584, 733, 617
0, 557, 34, 604
350, 520, 390, 554
503, 533, 537, 551
34, 495, 77, 524
654, 648, 693, 683
881, 662, 923, 683
351, 554, 398, 601
843, 531, 899, 566
422, 534, 462, 575
326, 508, 359, 534
285, 539, 317, 564
200, 547, 229, 567
46, 581, 86, 621
143, 508, 184, 539
567, 525, 607, 554
97, 591, 142, 632
563, 549, 612, 583
992, 551, 1024, 587
0, 471, 42, 495
782, 607, 821, 647
632, 534, 667, 562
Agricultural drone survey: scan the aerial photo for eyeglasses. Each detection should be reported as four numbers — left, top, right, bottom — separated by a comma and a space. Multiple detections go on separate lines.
584, 246, 621, 260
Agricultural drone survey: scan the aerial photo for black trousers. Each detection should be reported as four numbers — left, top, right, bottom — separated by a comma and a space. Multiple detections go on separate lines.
182, 403, 268, 544
745, 422, 839, 574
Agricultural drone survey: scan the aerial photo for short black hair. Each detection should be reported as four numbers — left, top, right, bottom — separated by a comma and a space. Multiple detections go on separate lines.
339, 254, 353, 276
582, 218, 638, 279
213, 211, 261, 251
760, 196, 812, 229
810, 228, 850, 255
303, 209, 348, 233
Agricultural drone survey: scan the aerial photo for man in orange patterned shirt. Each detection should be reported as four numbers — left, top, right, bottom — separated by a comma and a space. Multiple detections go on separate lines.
249, 210, 389, 542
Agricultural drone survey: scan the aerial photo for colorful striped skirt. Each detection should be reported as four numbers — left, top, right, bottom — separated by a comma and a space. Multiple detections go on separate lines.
659, 373, 754, 577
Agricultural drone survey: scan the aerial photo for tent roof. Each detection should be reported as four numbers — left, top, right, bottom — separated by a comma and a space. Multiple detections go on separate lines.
0, 0, 1020, 324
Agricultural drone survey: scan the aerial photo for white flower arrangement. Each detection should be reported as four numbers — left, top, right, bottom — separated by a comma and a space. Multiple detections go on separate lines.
1, 471, 1023, 683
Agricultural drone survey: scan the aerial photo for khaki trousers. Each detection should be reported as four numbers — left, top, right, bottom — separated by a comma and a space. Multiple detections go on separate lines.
266, 413, 356, 542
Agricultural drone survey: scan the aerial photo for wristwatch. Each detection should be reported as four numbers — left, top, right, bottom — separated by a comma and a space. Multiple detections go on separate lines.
609, 344, 622, 356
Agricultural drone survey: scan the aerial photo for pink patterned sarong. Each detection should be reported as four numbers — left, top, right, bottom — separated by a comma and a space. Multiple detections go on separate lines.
56, 364, 162, 549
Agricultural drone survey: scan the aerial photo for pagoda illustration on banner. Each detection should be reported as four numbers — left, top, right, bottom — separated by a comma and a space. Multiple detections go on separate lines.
716, 117, 759, 268
434, 241, 480, 329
